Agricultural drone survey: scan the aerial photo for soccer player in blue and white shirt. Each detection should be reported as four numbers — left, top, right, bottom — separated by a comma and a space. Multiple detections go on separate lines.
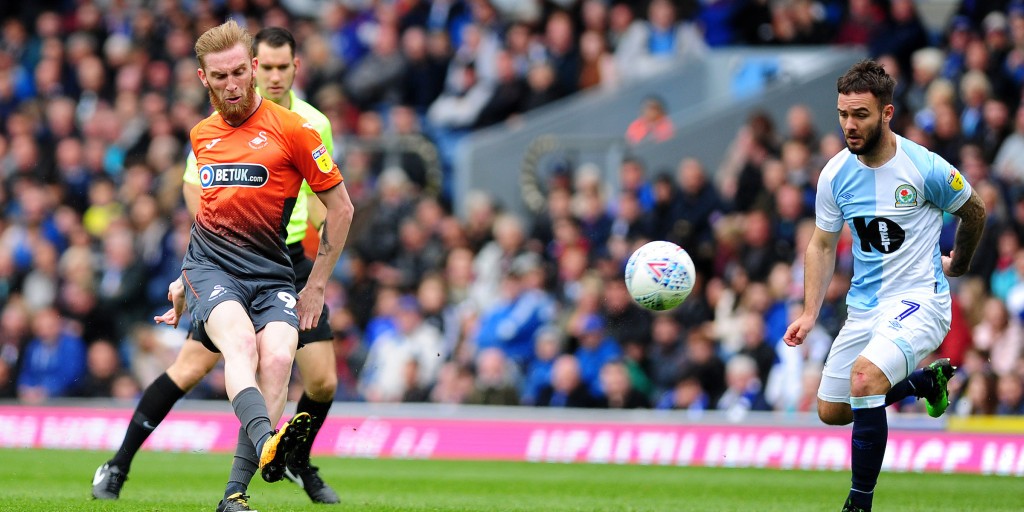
784, 60, 986, 512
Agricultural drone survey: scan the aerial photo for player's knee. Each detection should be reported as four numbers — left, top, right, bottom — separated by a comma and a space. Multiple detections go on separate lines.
304, 373, 337, 401
260, 347, 294, 376
850, 358, 889, 397
819, 408, 853, 426
817, 400, 853, 425
166, 359, 211, 392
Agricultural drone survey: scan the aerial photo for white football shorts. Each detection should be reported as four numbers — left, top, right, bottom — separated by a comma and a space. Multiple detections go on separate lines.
818, 294, 952, 404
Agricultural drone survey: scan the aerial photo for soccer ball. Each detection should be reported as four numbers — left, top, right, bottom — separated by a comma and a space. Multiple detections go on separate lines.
624, 241, 696, 311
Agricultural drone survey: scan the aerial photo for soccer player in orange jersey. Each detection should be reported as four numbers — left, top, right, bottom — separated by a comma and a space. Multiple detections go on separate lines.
144, 21, 351, 512
93, 27, 345, 508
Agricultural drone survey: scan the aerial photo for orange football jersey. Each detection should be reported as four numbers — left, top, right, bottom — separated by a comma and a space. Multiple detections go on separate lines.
184, 99, 342, 279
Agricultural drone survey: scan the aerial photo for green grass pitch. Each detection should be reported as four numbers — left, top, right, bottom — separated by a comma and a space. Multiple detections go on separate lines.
0, 448, 1020, 511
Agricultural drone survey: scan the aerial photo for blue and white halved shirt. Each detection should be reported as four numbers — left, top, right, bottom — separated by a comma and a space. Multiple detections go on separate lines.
816, 135, 972, 309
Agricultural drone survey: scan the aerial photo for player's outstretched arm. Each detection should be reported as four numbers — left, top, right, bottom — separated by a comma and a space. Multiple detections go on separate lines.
784, 227, 841, 347
297, 183, 354, 331
154, 277, 187, 328
943, 189, 987, 277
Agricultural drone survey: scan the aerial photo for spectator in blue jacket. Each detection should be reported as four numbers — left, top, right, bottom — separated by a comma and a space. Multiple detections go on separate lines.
574, 314, 622, 398
17, 307, 85, 403
474, 252, 556, 369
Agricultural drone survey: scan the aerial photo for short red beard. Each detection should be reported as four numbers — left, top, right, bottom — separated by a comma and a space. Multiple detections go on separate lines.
209, 79, 257, 125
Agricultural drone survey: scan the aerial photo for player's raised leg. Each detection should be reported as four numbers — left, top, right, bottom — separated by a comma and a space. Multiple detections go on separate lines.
884, 358, 955, 417
93, 333, 221, 499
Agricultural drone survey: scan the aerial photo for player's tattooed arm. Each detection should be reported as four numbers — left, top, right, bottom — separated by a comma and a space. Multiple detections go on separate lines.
317, 218, 331, 257
947, 189, 987, 277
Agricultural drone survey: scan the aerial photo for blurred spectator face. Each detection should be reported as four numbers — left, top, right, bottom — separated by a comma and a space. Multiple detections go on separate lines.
741, 312, 766, 348
965, 40, 989, 72
0, 301, 30, 342
648, 0, 676, 31
599, 362, 630, 398
495, 51, 516, 81
402, 27, 427, 61
651, 314, 681, 346
56, 138, 84, 172
355, 109, 384, 139
87, 340, 120, 380
417, 275, 447, 314
395, 299, 422, 335
111, 373, 140, 400
578, 316, 605, 348
775, 184, 803, 220
781, 140, 810, 173
551, 355, 581, 392
983, 99, 1009, 131
933, 103, 961, 139
619, 159, 646, 191
103, 227, 136, 269
499, 271, 525, 299
427, 30, 451, 59
390, 105, 420, 135
725, 355, 758, 391
9, 135, 38, 175
18, 182, 50, 225
198, 43, 258, 126
46, 97, 77, 139
602, 278, 633, 314
966, 372, 997, 414
374, 24, 399, 56
34, 58, 63, 95
742, 210, 772, 248
672, 377, 703, 408
545, 11, 574, 54
676, 158, 704, 195
254, 41, 297, 106
445, 247, 475, 288
687, 331, 715, 364
504, 22, 530, 55
890, 0, 916, 22
580, 30, 607, 62
534, 329, 563, 362
582, 0, 608, 33
60, 281, 97, 317
129, 194, 160, 231
493, 215, 525, 253
31, 308, 62, 344
558, 245, 588, 281
981, 297, 1009, 329
415, 197, 443, 229
787, 105, 815, 140
997, 375, 1023, 408
609, 3, 634, 34
476, 348, 508, 386
399, 219, 428, 252
819, 133, 845, 159
77, 56, 106, 94
642, 97, 666, 122
526, 62, 555, 91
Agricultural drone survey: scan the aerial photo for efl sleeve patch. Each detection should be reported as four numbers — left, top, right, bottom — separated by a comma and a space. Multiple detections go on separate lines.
947, 167, 964, 191
312, 144, 334, 173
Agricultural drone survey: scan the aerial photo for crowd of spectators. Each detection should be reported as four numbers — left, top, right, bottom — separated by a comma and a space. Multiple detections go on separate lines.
0, 0, 1023, 419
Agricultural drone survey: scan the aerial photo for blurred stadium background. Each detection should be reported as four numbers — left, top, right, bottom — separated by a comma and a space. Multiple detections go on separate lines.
0, 0, 1022, 481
